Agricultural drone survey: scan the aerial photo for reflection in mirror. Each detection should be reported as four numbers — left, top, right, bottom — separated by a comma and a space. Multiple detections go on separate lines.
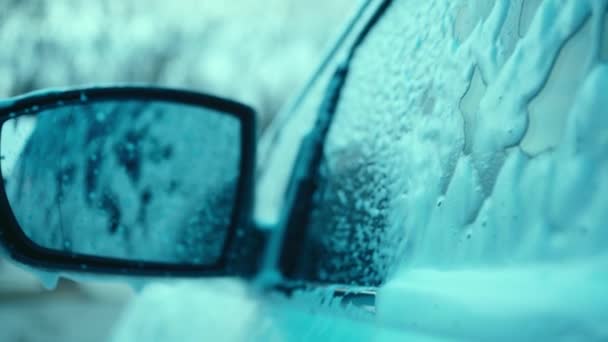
0, 100, 241, 265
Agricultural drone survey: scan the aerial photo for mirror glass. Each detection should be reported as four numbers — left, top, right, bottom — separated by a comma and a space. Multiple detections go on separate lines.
0, 100, 241, 265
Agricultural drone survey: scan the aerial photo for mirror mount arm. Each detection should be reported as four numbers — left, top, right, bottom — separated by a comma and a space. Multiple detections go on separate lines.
225, 222, 271, 280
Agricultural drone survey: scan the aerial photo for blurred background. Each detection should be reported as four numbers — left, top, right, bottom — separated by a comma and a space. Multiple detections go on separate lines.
0, 1, 355, 341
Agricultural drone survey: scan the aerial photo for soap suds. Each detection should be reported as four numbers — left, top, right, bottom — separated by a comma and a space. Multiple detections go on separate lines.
518, 0, 542, 38
522, 17, 592, 155
600, 8, 608, 61
376, 0, 608, 340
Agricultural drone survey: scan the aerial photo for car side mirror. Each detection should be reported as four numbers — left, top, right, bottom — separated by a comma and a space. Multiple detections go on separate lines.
0, 86, 262, 277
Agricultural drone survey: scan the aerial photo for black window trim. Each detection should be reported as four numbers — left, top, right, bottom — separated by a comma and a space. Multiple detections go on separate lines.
277, 0, 394, 286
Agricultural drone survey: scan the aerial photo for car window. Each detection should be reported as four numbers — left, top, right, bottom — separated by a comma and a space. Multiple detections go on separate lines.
299, 0, 608, 287
255, 2, 382, 225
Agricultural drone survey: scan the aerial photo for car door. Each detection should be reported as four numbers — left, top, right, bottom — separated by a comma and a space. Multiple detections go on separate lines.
258, 0, 608, 340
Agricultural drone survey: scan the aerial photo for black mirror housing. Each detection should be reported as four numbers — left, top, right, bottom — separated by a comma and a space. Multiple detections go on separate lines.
0, 85, 263, 278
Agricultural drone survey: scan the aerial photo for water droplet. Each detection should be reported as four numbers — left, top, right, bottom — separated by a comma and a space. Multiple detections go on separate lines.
80, 93, 88, 102
96, 112, 106, 122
